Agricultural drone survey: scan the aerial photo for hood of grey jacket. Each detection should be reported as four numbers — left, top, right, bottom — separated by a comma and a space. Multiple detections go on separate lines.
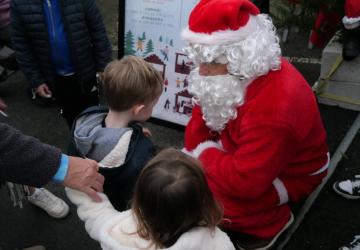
73, 113, 132, 162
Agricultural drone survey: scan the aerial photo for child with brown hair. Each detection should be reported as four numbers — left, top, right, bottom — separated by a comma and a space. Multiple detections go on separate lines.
67, 55, 163, 211
66, 148, 235, 250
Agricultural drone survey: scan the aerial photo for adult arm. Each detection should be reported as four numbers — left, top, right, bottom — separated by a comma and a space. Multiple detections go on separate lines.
82, 0, 112, 71
0, 122, 61, 186
10, 0, 45, 88
0, 122, 104, 201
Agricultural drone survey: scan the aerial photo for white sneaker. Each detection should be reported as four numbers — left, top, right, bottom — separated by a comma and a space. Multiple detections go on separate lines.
27, 188, 69, 219
339, 235, 360, 250
333, 175, 360, 199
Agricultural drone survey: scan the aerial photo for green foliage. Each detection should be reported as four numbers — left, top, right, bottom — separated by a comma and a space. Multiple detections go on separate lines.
270, 0, 345, 31
144, 39, 154, 56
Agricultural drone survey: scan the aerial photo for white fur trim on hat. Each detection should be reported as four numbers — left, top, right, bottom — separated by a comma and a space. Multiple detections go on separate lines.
342, 16, 360, 29
192, 140, 224, 158
182, 15, 259, 45
272, 178, 289, 205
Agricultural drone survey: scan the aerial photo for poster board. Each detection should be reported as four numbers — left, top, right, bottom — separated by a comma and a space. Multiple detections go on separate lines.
119, 0, 198, 126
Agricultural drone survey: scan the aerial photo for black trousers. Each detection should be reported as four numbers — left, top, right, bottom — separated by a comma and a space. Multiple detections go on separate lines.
54, 74, 99, 128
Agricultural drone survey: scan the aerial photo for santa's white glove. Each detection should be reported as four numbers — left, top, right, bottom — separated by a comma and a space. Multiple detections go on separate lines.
182, 140, 224, 159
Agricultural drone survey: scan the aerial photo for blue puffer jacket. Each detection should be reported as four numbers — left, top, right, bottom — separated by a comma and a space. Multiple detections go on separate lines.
11, 0, 112, 89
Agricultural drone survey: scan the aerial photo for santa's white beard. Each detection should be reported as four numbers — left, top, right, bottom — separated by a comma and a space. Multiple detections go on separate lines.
189, 69, 251, 132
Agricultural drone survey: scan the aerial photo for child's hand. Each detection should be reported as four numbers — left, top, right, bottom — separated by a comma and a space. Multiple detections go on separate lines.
142, 127, 152, 137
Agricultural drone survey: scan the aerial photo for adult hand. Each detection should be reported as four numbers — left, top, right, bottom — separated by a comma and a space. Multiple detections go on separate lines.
0, 98, 7, 111
63, 156, 105, 202
36, 83, 52, 98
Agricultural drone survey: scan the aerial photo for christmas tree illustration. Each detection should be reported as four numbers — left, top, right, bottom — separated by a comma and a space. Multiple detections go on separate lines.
144, 39, 154, 56
124, 30, 135, 55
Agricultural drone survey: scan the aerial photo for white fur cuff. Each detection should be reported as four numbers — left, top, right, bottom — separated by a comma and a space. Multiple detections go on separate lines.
343, 16, 360, 29
272, 178, 289, 205
181, 148, 193, 157
192, 141, 223, 158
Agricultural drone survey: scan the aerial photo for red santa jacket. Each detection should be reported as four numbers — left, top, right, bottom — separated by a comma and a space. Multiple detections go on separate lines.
184, 58, 329, 238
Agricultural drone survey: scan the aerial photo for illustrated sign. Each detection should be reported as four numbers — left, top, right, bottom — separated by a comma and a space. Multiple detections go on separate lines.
124, 0, 199, 125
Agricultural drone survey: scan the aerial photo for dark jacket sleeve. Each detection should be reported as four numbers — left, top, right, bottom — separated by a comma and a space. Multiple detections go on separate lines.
82, 0, 112, 71
0, 122, 61, 187
10, 0, 45, 88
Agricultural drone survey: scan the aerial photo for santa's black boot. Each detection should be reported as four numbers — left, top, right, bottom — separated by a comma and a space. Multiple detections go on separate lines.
342, 27, 360, 61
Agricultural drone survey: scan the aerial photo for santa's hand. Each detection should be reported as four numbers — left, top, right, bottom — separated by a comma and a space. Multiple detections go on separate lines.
191, 140, 224, 158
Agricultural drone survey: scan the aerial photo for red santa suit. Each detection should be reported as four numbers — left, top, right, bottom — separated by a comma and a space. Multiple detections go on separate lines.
343, 0, 360, 29
184, 58, 329, 239
182, 0, 329, 240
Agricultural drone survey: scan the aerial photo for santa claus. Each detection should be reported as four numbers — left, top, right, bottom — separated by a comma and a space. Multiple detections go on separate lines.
343, 0, 360, 60
182, 0, 329, 249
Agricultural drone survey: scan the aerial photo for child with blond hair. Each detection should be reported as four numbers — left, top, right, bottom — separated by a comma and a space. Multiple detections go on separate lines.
68, 55, 163, 211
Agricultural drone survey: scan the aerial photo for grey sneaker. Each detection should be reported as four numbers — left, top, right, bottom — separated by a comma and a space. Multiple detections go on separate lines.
339, 235, 360, 250
27, 188, 69, 218
333, 175, 360, 199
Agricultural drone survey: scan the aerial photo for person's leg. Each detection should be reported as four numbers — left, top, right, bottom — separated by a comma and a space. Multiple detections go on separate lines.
342, 0, 360, 60
54, 75, 99, 128
0, 25, 11, 48
0, 25, 18, 70
27, 186, 69, 219
225, 212, 293, 250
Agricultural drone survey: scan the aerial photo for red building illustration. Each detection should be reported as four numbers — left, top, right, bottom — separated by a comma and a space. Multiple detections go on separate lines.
144, 54, 166, 79
174, 89, 193, 115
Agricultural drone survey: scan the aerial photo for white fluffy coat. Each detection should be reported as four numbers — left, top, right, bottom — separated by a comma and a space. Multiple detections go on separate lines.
66, 189, 235, 250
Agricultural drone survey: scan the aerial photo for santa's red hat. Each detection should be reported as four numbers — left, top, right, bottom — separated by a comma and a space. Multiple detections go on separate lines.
343, 0, 360, 29
182, 0, 260, 45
